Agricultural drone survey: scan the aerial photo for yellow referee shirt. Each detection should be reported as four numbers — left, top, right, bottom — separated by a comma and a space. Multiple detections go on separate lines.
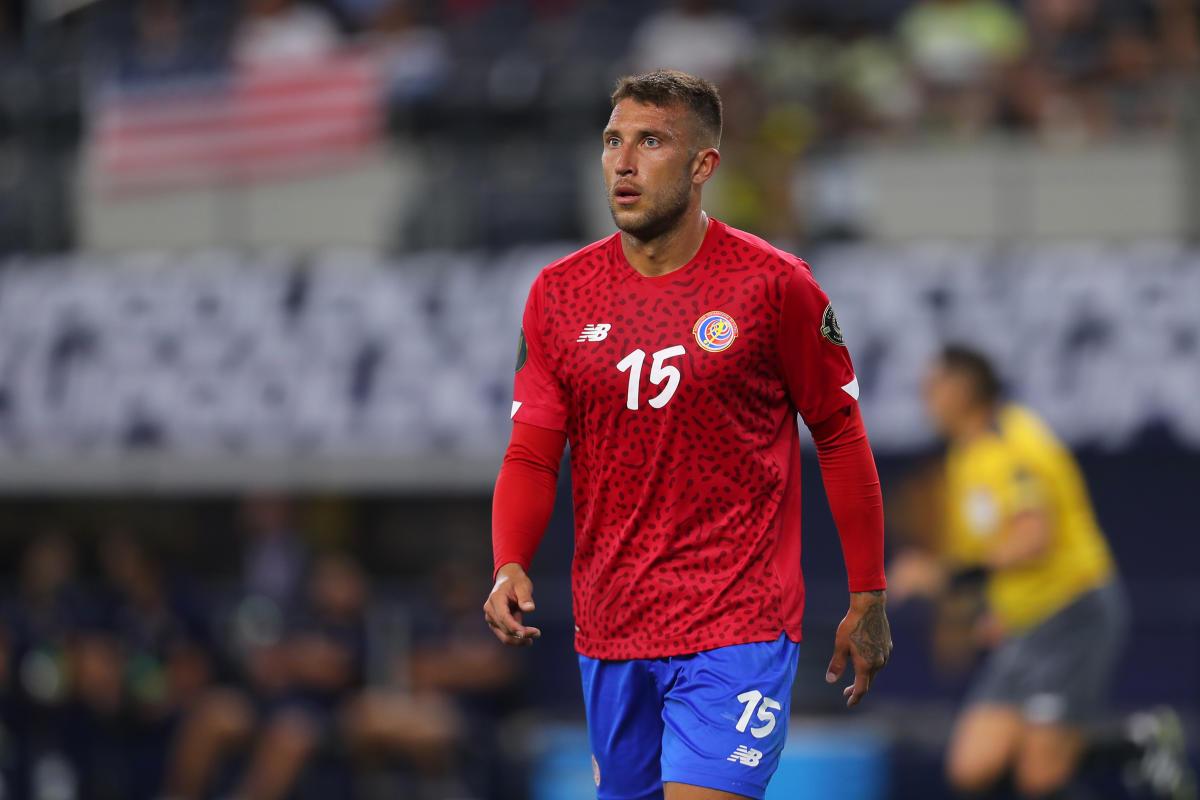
943, 404, 1114, 633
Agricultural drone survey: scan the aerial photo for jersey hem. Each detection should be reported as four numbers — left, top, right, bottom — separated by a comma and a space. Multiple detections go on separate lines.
995, 567, 1115, 634
575, 625, 802, 661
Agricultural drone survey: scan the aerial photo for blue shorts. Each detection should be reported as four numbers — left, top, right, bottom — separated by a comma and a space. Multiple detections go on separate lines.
579, 633, 800, 800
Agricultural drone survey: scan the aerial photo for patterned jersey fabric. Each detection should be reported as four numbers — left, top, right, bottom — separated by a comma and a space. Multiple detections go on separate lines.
513, 218, 859, 659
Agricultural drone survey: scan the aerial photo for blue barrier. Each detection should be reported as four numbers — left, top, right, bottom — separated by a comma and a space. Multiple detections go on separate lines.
768, 728, 888, 799
532, 723, 889, 800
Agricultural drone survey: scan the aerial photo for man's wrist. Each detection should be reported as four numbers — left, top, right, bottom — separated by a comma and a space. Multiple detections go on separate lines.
849, 589, 886, 608
494, 561, 528, 579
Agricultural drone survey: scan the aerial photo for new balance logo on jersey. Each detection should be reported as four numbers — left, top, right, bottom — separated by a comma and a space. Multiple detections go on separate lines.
577, 323, 611, 342
727, 746, 763, 767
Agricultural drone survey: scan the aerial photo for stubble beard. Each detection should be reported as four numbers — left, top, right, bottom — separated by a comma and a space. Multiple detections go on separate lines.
608, 176, 692, 244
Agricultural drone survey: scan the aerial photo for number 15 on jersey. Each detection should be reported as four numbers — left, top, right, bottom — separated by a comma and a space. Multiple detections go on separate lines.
616, 345, 686, 411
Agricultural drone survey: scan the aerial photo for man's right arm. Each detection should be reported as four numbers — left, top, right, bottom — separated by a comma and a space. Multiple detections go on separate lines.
484, 421, 566, 647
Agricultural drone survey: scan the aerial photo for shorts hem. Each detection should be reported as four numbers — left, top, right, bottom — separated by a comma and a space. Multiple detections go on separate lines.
595, 787, 662, 800
661, 769, 768, 800
961, 695, 1097, 728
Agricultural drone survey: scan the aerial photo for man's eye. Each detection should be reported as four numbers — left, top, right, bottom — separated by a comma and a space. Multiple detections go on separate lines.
607, 137, 620, 148
644, 137, 660, 147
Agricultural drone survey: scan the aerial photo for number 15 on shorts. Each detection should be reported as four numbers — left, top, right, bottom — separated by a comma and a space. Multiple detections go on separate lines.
735, 690, 781, 739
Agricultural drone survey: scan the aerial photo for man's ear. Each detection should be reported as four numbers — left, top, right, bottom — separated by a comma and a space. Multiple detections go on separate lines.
692, 148, 721, 186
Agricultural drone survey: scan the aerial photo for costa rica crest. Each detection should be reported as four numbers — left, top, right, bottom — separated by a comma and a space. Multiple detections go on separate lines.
693, 310, 738, 353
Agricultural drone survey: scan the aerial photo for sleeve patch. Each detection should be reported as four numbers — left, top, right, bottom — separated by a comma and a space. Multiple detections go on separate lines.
1011, 467, 1044, 510
820, 303, 846, 346
515, 329, 528, 372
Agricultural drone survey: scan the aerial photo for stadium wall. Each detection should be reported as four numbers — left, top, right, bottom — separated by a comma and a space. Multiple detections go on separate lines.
0, 241, 1195, 491
81, 140, 1187, 251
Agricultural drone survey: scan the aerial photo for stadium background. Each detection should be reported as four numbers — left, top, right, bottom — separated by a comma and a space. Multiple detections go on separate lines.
0, 0, 1198, 798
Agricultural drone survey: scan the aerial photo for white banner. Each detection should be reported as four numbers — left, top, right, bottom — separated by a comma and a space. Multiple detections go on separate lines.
0, 241, 1193, 488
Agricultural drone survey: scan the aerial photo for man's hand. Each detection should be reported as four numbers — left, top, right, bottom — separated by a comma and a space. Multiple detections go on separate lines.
826, 590, 892, 708
483, 563, 542, 647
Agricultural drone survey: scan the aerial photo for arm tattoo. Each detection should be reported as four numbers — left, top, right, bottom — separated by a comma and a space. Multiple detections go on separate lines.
849, 593, 892, 666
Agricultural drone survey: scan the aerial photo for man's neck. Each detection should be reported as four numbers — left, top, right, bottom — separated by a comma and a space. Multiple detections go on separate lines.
621, 210, 710, 278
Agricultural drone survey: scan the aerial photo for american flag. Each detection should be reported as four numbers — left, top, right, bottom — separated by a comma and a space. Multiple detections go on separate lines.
90, 49, 383, 193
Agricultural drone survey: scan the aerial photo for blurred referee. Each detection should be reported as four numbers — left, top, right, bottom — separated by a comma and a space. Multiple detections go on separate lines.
890, 344, 1194, 800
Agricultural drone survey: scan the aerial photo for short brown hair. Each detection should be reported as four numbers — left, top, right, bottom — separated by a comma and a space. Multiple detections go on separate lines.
611, 69, 723, 148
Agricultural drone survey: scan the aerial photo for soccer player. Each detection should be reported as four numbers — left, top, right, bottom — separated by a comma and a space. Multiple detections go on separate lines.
482, 70, 892, 800
890, 345, 1193, 799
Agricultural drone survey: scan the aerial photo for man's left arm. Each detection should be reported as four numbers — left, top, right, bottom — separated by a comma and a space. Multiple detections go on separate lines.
809, 405, 892, 707
777, 262, 892, 708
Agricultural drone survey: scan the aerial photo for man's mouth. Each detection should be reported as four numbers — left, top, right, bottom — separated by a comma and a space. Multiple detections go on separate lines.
613, 186, 642, 206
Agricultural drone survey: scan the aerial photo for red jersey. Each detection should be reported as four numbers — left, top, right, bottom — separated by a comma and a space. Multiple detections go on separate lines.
512, 219, 862, 660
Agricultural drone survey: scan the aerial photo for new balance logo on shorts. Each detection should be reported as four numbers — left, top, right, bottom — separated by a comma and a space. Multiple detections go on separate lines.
727, 746, 763, 767
577, 323, 611, 342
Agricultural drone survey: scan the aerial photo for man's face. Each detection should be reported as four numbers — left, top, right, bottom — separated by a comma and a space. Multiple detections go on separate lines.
923, 363, 974, 436
602, 99, 706, 242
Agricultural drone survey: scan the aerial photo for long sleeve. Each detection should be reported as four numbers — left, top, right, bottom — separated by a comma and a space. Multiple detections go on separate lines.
491, 421, 568, 577
809, 404, 887, 592
773, 260, 883, 591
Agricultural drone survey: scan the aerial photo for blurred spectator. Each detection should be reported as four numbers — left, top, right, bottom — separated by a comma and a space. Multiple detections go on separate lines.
172, 555, 522, 798
3, 0, 1198, 252
751, 9, 914, 239
627, 0, 757, 83
1104, 9, 1167, 131
159, 493, 307, 798
0, 530, 218, 800
367, 0, 451, 123
234, 0, 340, 66
1008, 0, 1193, 138
99, 533, 215, 714
329, 0, 391, 30
7, 532, 84, 708
0, 532, 87, 798
98, 532, 216, 799
65, 629, 128, 799
899, 0, 1028, 133
239, 494, 308, 609
0, 531, 143, 800
404, 561, 524, 799
1015, 0, 1124, 136
1158, 0, 1200, 72
115, 0, 225, 83
234, 553, 367, 799
759, 10, 917, 136
168, 553, 375, 800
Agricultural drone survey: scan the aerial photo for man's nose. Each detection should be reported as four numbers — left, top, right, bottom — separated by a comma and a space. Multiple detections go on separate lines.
614, 146, 636, 176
